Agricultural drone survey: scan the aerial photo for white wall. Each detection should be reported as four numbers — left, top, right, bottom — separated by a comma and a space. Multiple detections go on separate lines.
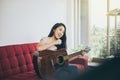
0, 0, 74, 51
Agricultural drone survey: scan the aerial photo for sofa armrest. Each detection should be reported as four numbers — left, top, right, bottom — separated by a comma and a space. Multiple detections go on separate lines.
69, 57, 88, 69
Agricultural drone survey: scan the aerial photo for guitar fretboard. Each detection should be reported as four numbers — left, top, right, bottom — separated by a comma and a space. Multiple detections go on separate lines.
64, 50, 83, 60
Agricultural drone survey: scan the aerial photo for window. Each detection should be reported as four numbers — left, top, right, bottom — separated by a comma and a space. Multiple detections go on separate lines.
108, 0, 120, 55
89, 0, 120, 58
88, 0, 107, 58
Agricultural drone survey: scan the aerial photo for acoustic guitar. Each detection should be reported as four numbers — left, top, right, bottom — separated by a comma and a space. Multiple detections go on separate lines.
38, 47, 91, 79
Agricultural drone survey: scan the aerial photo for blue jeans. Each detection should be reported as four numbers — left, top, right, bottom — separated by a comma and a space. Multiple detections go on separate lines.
53, 64, 80, 80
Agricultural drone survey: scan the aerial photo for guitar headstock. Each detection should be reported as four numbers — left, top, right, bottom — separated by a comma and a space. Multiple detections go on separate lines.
77, 46, 91, 56
83, 46, 91, 53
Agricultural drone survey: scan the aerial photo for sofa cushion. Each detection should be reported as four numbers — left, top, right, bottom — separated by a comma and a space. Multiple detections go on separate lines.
0, 43, 38, 79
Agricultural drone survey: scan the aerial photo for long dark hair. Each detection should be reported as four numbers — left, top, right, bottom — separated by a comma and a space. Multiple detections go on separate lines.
48, 23, 67, 49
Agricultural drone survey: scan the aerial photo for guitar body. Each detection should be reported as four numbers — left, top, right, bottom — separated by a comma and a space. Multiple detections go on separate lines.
38, 48, 68, 78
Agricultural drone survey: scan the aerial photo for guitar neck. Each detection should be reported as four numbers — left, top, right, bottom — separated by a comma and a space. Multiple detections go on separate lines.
63, 50, 83, 61
63, 46, 91, 60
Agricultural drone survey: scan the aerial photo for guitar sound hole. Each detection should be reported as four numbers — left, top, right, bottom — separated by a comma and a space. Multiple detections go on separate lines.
54, 56, 65, 69
57, 56, 64, 64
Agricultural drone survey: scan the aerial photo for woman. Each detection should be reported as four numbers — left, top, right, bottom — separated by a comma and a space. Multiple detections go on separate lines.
33, 23, 80, 80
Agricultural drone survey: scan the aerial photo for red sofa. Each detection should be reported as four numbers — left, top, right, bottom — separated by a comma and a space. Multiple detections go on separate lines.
0, 42, 88, 80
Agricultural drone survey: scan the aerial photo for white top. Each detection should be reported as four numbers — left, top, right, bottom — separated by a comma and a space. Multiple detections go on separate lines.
34, 37, 57, 56
41, 37, 57, 51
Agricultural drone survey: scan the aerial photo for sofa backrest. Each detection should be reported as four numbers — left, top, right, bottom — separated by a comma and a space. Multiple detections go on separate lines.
0, 43, 38, 79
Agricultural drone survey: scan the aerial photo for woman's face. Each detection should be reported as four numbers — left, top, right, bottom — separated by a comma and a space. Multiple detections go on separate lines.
54, 26, 65, 39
